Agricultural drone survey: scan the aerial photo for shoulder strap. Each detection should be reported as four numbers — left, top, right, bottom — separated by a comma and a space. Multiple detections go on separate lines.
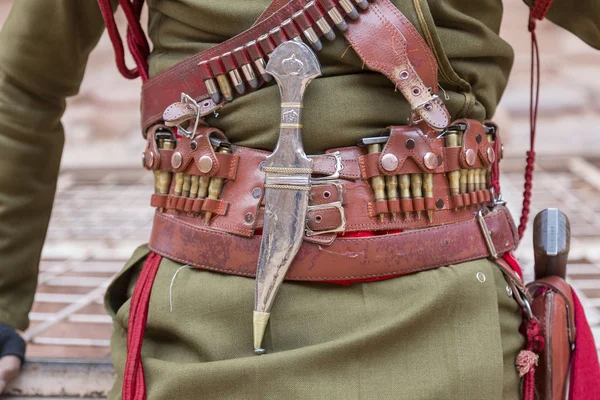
138, 0, 449, 132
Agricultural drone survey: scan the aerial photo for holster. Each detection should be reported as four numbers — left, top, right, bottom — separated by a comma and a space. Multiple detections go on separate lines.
527, 276, 577, 400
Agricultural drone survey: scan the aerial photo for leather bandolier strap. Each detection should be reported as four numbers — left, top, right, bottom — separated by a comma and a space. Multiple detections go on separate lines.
140, 0, 449, 132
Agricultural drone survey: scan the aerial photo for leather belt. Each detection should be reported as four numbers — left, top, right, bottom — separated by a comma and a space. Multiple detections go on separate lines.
149, 205, 519, 281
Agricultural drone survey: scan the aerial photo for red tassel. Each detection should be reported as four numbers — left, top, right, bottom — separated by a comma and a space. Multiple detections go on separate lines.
520, 318, 545, 400
122, 252, 162, 400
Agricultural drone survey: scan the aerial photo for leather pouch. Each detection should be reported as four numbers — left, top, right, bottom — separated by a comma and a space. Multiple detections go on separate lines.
527, 276, 576, 400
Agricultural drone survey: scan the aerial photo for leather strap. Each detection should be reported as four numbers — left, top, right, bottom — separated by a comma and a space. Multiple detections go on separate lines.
149, 205, 518, 281
140, 0, 447, 131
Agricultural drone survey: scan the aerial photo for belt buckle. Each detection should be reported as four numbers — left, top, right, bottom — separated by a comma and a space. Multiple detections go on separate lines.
477, 209, 499, 259
310, 151, 342, 181
305, 181, 347, 237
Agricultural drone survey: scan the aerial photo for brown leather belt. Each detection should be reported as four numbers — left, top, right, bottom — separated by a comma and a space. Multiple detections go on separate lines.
149, 205, 518, 281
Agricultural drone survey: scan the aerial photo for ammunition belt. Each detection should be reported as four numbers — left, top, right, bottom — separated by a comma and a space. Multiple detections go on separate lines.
143, 119, 504, 240
141, 0, 448, 131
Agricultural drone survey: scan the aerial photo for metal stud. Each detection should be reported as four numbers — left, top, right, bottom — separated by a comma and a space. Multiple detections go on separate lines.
244, 212, 255, 224
171, 152, 183, 169
198, 155, 213, 173
405, 139, 415, 150
252, 187, 263, 199
424, 152, 437, 170
506, 285, 513, 297
436, 199, 444, 209
476, 133, 482, 144
465, 148, 476, 166
381, 154, 398, 172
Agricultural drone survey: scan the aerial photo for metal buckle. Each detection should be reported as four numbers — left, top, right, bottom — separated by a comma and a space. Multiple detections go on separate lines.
305, 181, 346, 236
309, 151, 343, 181
477, 209, 499, 259
177, 93, 202, 138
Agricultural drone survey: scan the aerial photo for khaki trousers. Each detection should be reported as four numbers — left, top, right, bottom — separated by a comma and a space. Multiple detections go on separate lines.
105, 245, 523, 399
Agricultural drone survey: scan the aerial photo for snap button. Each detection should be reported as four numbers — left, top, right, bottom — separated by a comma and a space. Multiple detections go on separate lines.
424, 152, 437, 170
171, 152, 183, 169
198, 156, 213, 173
465, 149, 476, 166
381, 154, 399, 172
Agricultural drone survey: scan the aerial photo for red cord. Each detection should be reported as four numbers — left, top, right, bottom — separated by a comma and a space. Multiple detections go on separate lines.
96, 0, 149, 81
122, 252, 162, 400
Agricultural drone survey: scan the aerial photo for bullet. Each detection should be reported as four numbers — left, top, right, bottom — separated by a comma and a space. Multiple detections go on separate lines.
158, 139, 176, 195
280, 18, 302, 42
368, 144, 386, 222
338, 0, 359, 20
233, 46, 259, 89
385, 175, 399, 220
208, 56, 233, 102
153, 137, 164, 193
458, 133, 468, 194
292, 10, 323, 52
269, 26, 289, 47
411, 173, 423, 220
353, 0, 369, 10
198, 61, 221, 104
305, 1, 336, 41
467, 169, 476, 193
245, 40, 272, 82
399, 174, 411, 220
423, 173, 434, 223
198, 176, 210, 199
182, 174, 192, 198
445, 133, 461, 197
205, 146, 231, 224
258, 33, 276, 59
318, 0, 348, 31
486, 133, 493, 188
189, 175, 199, 199
221, 51, 246, 95
174, 173, 184, 196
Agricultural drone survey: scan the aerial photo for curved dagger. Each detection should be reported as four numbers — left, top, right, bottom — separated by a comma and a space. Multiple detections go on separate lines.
253, 41, 322, 354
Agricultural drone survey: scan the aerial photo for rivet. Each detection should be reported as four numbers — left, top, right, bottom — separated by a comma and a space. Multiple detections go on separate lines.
244, 212, 254, 224
437, 155, 443, 167
198, 156, 213, 173
476, 133, 482, 144
487, 147, 495, 163
399, 70, 409, 80
323, 191, 331, 199
145, 151, 155, 168
171, 152, 183, 169
252, 187, 263, 199
424, 152, 437, 170
423, 102, 433, 111
506, 285, 513, 297
476, 272, 486, 283
465, 149, 476, 166
412, 87, 421, 96
405, 139, 415, 150
436, 199, 444, 209
381, 153, 399, 172
315, 215, 323, 223
190, 141, 198, 151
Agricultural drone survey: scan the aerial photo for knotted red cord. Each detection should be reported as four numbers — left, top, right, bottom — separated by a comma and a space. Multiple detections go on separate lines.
122, 252, 162, 400
518, 318, 545, 400
97, 0, 149, 81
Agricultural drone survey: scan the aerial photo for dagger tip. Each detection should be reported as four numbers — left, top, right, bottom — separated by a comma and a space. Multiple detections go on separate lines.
253, 311, 271, 355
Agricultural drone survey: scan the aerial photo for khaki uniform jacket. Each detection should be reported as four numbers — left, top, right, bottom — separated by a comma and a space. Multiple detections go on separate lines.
0, 2, 598, 398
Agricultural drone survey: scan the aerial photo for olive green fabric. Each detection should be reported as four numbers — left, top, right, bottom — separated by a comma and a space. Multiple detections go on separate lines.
105, 246, 523, 400
0, 1, 596, 398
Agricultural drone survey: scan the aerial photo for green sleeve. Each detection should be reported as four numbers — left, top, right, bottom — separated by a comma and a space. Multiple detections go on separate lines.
0, 1, 110, 331
524, 0, 600, 49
